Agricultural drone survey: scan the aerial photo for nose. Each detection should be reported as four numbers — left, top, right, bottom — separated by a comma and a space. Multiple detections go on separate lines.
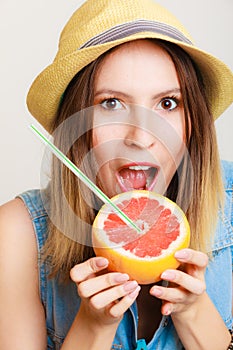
124, 108, 157, 149
124, 123, 157, 149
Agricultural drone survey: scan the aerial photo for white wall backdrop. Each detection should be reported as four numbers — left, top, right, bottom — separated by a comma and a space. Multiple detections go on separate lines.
0, 0, 232, 204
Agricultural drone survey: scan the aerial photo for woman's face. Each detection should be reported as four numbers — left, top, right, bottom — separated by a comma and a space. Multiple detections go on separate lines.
92, 40, 186, 198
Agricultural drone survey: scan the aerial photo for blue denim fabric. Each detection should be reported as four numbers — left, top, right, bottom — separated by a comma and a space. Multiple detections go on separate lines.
17, 160, 233, 350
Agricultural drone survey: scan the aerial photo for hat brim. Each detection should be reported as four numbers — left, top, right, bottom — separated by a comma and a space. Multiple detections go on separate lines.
27, 31, 233, 132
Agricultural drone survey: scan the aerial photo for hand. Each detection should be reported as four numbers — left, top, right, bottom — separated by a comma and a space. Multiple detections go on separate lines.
70, 257, 141, 327
149, 248, 208, 317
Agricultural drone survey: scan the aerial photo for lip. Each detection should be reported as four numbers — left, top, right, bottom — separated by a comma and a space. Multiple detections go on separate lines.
116, 162, 159, 192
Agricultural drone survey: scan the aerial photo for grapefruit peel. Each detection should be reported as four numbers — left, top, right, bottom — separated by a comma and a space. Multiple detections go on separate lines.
92, 190, 190, 284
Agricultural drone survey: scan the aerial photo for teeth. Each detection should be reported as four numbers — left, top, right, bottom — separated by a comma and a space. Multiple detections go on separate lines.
128, 165, 151, 171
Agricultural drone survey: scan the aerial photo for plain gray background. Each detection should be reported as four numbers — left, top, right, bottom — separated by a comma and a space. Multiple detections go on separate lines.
0, 0, 232, 205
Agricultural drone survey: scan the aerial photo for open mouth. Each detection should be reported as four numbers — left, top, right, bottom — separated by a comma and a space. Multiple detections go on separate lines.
116, 164, 159, 192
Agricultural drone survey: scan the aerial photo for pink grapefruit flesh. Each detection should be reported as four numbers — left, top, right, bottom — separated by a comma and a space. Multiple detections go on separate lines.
92, 190, 190, 284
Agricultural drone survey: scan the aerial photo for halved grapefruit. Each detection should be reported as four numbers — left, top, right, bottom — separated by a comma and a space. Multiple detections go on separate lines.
92, 190, 190, 284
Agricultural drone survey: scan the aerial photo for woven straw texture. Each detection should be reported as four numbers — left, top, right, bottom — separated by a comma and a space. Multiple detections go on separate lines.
27, 0, 233, 132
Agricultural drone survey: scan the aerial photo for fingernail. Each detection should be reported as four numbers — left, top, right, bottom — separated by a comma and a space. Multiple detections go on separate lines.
114, 273, 130, 283
175, 249, 190, 260
124, 280, 138, 292
95, 258, 108, 267
164, 305, 173, 315
129, 285, 141, 298
161, 270, 176, 280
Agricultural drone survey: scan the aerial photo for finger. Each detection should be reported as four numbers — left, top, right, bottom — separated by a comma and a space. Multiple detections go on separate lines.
78, 272, 130, 298
174, 249, 208, 269
90, 280, 139, 310
159, 269, 206, 295
161, 301, 174, 316
109, 286, 141, 318
70, 257, 109, 283
150, 285, 192, 304
151, 284, 188, 302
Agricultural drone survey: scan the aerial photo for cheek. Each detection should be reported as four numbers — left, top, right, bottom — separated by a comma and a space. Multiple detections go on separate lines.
157, 116, 187, 180
92, 127, 118, 167
92, 128, 101, 148
93, 125, 119, 147
92, 125, 127, 164
168, 113, 187, 155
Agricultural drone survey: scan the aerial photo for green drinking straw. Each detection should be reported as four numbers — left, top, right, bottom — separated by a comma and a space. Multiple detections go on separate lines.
30, 124, 141, 233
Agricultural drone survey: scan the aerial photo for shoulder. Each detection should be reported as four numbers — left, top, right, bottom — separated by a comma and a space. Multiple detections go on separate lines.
0, 188, 49, 253
0, 197, 47, 346
0, 196, 37, 262
0, 196, 37, 283
0, 196, 35, 236
0, 194, 39, 289
16, 189, 49, 250
17, 188, 49, 220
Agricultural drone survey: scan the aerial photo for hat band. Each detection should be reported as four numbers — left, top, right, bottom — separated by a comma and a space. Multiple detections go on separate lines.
79, 19, 193, 49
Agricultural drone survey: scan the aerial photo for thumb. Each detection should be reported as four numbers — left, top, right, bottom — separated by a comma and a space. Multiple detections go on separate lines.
70, 257, 109, 283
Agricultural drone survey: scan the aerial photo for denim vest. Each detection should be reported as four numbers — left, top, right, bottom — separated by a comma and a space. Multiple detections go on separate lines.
18, 160, 233, 350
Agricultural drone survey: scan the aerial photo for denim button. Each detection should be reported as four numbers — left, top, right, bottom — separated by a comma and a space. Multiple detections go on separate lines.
163, 316, 169, 327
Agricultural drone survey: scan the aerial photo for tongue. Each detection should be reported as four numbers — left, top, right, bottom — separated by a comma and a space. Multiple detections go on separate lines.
119, 169, 147, 189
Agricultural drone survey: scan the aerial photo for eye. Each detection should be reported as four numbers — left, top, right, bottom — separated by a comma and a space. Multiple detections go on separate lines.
101, 98, 123, 111
157, 97, 178, 111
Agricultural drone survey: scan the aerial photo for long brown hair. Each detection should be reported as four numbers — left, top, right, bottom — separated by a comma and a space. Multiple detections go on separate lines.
42, 39, 223, 278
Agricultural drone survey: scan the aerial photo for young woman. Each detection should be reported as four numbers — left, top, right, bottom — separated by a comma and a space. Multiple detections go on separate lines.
0, 0, 233, 349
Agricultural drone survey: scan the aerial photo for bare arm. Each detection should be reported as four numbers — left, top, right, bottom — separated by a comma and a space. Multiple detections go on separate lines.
171, 292, 231, 350
0, 199, 47, 350
150, 249, 231, 350
0, 199, 139, 350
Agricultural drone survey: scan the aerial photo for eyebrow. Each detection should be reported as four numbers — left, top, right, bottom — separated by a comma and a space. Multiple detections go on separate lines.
94, 88, 181, 100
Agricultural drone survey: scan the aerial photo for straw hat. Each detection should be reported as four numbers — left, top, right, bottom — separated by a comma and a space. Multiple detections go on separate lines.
27, 0, 233, 132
